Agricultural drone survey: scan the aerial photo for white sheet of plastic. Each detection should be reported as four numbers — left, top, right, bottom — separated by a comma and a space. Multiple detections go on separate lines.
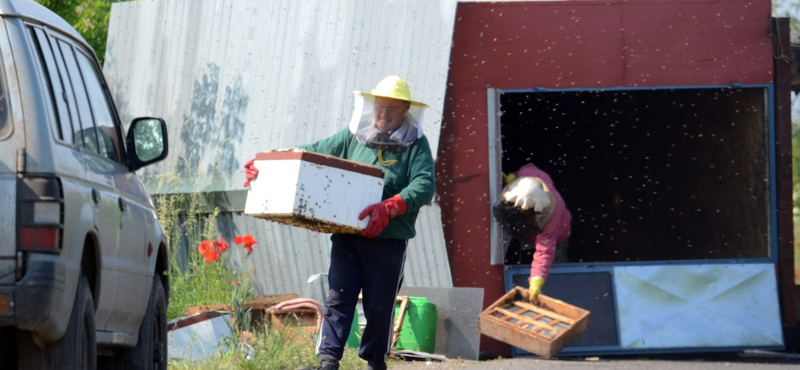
614, 263, 783, 349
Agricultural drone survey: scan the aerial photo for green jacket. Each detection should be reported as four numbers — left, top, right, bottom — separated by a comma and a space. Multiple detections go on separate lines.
301, 128, 435, 239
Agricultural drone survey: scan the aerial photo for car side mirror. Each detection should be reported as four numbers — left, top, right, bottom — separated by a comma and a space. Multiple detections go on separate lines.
126, 117, 168, 172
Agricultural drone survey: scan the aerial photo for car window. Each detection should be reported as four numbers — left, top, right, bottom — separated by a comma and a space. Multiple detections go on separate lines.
76, 50, 122, 163
45, 33, 81, 147
55, 39, 99, 154
30, 27, 73, 143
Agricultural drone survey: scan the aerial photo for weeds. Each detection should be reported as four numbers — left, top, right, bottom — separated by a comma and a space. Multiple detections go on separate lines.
155, 193, 249, 320
167, 325, 367, 370
154, 192, 370, 369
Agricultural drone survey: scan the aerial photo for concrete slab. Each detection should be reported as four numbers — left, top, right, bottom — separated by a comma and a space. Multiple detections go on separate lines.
398, 286, 484, 361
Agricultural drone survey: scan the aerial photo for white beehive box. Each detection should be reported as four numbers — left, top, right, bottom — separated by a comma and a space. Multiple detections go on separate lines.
244, 150, 385, 233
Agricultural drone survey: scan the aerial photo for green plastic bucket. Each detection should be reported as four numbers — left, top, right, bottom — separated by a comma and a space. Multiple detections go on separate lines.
393, 297, 437, 353
346, 309, 360, 348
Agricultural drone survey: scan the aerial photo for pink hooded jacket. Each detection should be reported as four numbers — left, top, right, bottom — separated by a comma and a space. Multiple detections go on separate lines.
515, 163, 571, 281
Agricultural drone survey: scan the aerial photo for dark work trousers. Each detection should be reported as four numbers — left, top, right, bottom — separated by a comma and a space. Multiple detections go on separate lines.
316, 234, 408, 363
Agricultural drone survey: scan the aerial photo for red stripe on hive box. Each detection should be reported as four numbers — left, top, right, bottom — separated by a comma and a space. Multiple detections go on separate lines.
255, 151, 385, 179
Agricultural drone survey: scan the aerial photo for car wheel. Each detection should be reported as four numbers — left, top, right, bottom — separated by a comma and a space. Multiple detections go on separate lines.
17, 275, 96, 370
99, 274, 167, 370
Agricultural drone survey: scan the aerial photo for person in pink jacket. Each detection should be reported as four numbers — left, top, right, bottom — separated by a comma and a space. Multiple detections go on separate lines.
494, 163, 571, 301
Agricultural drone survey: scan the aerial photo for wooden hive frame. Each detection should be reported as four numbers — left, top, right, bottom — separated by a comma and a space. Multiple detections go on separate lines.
356, 294, 411, 349
478, 286, 590, 358
392, 296, 410, 349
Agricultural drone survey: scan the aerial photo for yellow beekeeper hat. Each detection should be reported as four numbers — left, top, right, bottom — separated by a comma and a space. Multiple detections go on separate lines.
361, 75, 429, 108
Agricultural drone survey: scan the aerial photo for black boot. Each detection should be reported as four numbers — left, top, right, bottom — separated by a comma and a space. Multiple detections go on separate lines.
297, 359, 340, 370
366, 361, 387, 370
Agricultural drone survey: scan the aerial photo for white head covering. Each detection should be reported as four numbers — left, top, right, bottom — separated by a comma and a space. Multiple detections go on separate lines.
502, 176, 556, 228
348, 92, 428, 149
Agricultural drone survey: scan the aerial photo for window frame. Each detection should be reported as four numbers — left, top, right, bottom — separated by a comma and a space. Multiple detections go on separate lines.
74, 47, 124, 164
27, 24, 75, 146
42, 28, 128, 166
55, 37, 101, 155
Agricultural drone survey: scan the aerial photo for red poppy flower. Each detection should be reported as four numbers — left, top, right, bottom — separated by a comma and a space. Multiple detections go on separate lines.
214, 237, 229, 253
204, 249, 220, 263
234, 235, 257, 257
198, 240, 214, 255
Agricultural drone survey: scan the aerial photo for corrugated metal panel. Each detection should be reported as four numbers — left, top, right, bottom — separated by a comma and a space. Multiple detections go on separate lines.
208, 205, 451, 301
168, 190, 452, 293
221, 212, 332, 299
105, 0, 456, 184
104, 0, 457, 291
405, 203, 452, 288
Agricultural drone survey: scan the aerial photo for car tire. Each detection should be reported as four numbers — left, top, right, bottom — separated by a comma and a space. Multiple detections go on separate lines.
99, 274, 167, 370
17, 275, 96, 370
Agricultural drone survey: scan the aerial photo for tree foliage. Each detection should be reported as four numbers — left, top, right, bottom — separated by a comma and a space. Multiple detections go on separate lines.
773, 0, 800, 34
34, 0, 133, 64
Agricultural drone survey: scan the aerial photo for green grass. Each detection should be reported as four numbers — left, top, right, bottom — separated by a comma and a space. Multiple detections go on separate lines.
167, 325, 369, 370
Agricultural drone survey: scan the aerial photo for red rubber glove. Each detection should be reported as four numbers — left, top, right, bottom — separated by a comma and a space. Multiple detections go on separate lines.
243, 158, 259, 187
358, 195, 407, 238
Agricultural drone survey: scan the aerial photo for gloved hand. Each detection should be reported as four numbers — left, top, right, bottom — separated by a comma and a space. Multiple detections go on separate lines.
503, 177, 552, 212
243, 158, 259, 187
528, 276, 545, 302
358, 195, 407, 238
502, 172, 517, 186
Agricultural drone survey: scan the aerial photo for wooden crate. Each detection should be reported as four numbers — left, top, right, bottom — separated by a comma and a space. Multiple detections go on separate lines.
267, 308, 319, 333
183, 293, 300, 316
478, 286, 590, 358
266, 308, 319, 345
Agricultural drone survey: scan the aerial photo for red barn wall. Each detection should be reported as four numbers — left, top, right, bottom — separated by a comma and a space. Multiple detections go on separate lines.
435, 0, 773, 356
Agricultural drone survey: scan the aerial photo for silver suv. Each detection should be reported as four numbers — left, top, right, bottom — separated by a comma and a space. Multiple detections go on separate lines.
0, 1, 170, 369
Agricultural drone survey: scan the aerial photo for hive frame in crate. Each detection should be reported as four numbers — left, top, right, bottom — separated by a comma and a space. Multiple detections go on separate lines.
478, 286, 590, 358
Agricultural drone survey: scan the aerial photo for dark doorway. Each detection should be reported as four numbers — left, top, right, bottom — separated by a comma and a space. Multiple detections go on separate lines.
499, 87, 770, 264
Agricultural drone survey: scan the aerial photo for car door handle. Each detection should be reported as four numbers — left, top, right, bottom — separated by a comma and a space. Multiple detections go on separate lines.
118, 197, 127, 211
91, 189, 100, 204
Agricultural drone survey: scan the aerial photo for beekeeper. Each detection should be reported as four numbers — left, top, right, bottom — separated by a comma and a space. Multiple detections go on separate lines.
493, 163, 571, 302
244, 76, 435, 370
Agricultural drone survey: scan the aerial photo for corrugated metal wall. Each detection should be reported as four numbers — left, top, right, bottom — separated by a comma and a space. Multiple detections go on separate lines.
104, 0, 457, 294
105, 0, 454, 178
211, 205, 451, 301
